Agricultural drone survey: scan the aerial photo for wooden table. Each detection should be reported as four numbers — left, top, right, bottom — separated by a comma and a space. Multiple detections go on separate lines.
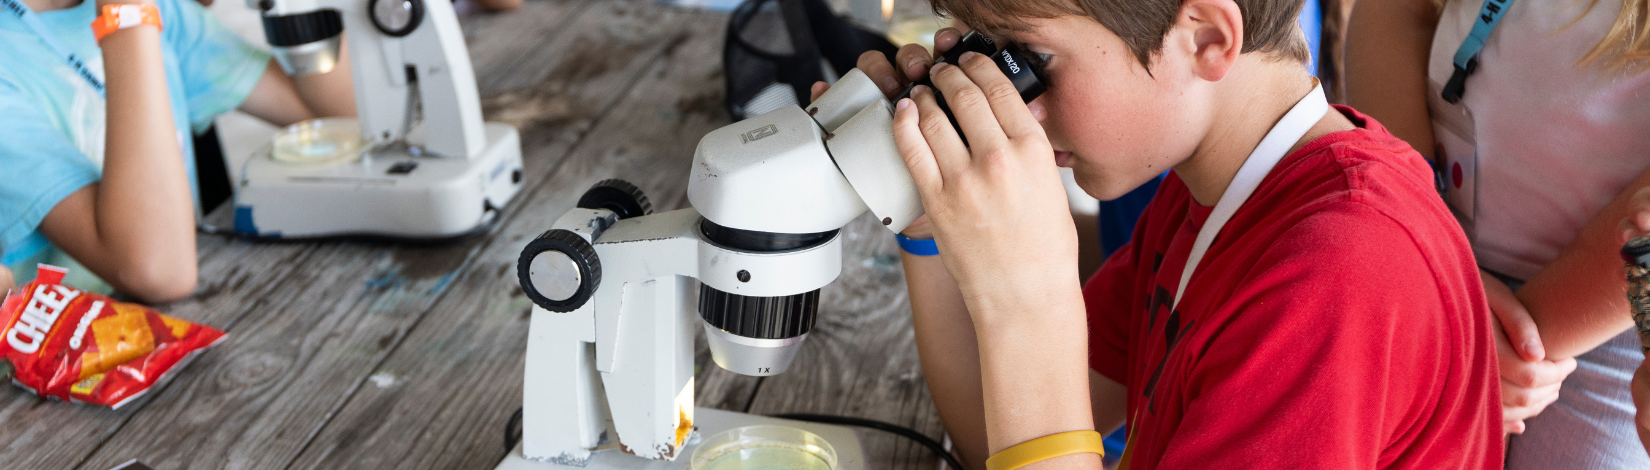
0, 1, 945, 468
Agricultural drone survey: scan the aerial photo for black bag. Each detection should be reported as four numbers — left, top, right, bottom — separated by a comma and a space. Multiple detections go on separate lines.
723, 0, 898, 120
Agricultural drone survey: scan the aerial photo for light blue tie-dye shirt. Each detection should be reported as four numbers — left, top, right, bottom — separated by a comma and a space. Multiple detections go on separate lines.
0, 0, 268, 269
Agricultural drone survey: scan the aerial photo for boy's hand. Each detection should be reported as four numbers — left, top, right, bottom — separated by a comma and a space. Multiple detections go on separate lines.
891, 52, 1077, 315
1483, 269, 1576, 434
809, 28, 964, 241
0, 265, 12, 293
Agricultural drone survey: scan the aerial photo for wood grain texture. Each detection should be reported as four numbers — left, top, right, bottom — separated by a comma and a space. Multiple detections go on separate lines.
1, 1, 950, 468
70, 2, 727, 468
283, 9, 747, 469
0, 236, 313, 469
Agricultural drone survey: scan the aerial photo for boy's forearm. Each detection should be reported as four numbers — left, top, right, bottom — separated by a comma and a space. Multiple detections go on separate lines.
971, 294, 1097, 465
1520, 169, 1650, 359
902, 251, 991, 468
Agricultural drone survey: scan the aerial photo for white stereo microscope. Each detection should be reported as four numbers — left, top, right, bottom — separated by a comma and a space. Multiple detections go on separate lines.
498, 35, 1042, 469
233, 0, 524, 239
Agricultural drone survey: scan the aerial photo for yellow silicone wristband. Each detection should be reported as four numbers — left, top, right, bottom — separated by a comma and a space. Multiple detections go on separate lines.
984, 430, 1105, 470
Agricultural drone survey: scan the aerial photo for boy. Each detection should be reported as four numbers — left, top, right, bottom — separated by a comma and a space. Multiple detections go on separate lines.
832, 0, 1500, 467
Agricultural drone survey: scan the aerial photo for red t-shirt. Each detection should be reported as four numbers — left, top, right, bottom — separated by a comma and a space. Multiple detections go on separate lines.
1085, 106, 1501, 469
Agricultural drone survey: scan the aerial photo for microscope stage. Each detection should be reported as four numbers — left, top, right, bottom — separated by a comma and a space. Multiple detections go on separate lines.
495, 408, 866, 470
233, 121, 524, 239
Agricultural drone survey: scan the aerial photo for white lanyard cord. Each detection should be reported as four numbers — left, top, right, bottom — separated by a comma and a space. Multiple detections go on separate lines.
1171, 83, 1330, 309
1, 0, 107, 93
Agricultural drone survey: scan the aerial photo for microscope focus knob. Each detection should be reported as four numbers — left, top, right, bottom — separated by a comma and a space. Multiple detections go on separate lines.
518, 230, 601, 312
576, 179, 653, 219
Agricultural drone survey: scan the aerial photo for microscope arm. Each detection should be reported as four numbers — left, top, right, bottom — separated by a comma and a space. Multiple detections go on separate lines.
260, 0, 486, 157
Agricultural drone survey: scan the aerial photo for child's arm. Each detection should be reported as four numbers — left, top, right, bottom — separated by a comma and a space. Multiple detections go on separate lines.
1344, 0, 1439, 160
236, 51, 358, 126
1516, 170, 1650, 359
824, 33, 1120, 468
899, 228, 991, 469
1346, 0, 1587, 436
891, 51, 1098, 467
37, 0, 197, 303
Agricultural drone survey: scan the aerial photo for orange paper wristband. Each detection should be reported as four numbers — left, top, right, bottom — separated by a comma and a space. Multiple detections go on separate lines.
91, 4, 162, 42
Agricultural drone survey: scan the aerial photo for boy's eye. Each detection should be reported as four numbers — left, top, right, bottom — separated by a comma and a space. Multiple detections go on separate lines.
1017, 42, 1053, 64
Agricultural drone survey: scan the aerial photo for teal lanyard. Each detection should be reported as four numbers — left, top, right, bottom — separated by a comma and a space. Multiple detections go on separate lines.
0, 0, 106, 94
1441, 0, 1515, 103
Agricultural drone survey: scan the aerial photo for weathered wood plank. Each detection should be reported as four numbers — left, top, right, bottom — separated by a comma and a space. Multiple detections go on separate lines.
282, 10, 746, 469
460, 0, 593, 96
742, 214, 945, 470
61, 1, 700, 469
0, 234, 317, 470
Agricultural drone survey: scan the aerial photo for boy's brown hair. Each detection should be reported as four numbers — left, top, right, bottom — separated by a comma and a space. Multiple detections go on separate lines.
931, 0, 1311, 70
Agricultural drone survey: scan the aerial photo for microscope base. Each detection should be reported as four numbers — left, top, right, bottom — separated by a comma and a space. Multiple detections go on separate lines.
495, 407, 866, 470
231, 121, 524, 240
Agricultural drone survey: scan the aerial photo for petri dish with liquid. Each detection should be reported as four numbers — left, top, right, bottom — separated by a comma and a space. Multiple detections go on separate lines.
690, 425, 837, 470
272, 118, 367, 165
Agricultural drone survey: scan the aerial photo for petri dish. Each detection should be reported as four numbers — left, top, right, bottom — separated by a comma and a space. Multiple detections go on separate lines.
272, 118, 367, 165
689, 425, 837, 470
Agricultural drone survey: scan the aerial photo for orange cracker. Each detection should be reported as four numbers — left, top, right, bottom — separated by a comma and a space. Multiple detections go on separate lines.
79, 304, 155, 379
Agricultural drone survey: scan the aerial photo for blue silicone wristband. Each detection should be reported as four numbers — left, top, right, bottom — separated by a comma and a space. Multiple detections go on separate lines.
896, 233, 939, 256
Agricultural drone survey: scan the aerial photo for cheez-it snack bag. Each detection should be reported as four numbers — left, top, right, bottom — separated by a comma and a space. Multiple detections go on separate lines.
0, 265, 225, 408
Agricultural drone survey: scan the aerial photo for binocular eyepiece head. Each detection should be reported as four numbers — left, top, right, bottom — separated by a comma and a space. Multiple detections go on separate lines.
896, 31, 1048, 143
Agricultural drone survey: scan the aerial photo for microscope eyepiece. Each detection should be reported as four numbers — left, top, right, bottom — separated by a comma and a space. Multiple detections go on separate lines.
894, 33, 1049, 145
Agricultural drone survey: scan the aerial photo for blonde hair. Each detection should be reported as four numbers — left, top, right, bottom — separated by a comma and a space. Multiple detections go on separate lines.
1436, 0, 1650, 69
1580, 0, 1650, 69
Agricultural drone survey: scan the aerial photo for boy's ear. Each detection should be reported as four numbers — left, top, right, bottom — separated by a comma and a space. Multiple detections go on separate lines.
1176, 0, 1244, 82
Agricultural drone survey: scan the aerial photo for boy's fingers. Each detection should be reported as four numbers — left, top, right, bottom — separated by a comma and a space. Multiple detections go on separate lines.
958, 51, 1043, 141
910, 86, 971, 176
897, 44, 937, 81
892, 98, 943, 194
928, 62, 1008, 151
932, 28, 962, 58
810, 82, 830, 102
857, 50, 907, 98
